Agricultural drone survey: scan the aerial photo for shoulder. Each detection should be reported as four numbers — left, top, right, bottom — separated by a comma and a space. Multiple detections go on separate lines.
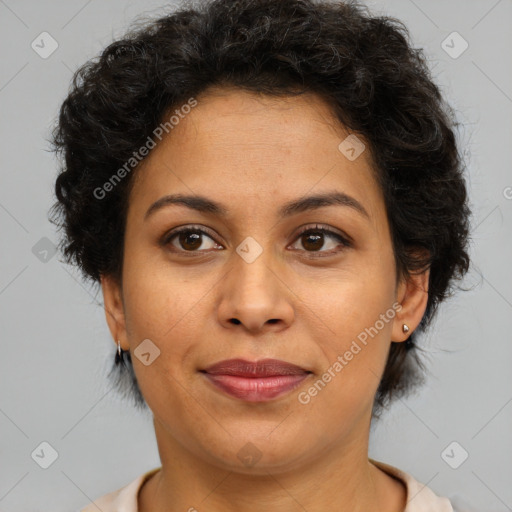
79, 467, 161, 512
370, 458, 454, 512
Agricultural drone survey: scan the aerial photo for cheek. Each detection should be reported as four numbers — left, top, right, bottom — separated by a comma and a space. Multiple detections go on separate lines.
122, 243, 209, 339
306, 258, 397, 407
298, 313, 394, 437
121, 251, 222, 390
321, 257, 396, 343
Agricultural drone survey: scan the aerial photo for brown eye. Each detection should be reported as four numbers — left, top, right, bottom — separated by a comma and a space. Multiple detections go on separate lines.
301, 232, 324, 252
162, 226, 221, 252
177, 231, 203, 251
291, 225, 351, 255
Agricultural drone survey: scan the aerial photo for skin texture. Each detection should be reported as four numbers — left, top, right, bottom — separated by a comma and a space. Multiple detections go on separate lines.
101, 87, 429, 512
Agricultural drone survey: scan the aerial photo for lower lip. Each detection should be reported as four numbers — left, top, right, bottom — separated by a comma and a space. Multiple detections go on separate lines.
202, 373, 310, 402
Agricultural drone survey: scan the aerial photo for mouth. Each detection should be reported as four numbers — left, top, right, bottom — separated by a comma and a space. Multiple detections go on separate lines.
200, 358, 313, 402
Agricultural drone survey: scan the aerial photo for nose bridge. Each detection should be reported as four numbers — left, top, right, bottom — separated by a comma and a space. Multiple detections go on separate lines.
229, 236, 278, 303
217, 234, 294, 332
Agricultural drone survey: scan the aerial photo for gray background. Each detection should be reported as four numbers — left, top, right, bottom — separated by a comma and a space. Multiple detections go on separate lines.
1, 0, 511, 511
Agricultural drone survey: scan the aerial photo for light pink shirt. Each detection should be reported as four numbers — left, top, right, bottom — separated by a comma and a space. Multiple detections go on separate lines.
80, 459, 454, 511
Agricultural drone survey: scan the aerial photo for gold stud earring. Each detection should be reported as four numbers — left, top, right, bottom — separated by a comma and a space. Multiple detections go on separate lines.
402, 324, 410, 334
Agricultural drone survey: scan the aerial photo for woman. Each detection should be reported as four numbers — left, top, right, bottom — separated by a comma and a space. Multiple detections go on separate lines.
50, 0, 470, 510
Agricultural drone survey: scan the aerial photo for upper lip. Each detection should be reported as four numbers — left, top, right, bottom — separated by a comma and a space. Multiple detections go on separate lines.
201, 358, 311, 377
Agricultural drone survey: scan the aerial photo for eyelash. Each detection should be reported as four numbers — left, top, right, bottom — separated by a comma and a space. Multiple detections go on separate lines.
161, 224, 352, 258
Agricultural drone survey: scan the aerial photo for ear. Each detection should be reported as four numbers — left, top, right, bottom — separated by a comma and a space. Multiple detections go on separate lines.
100, 273, 128, 351
392, 266, 430, 342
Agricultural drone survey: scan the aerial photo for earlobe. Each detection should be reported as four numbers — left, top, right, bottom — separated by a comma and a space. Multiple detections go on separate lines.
392, 268, 430, 342
100, 274, 128, 350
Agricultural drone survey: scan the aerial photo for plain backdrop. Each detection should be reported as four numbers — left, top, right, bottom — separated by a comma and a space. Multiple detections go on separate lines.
0, 0, 511, 511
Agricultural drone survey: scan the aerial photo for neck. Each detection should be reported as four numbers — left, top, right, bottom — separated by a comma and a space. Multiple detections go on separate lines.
139, 416, 405, 512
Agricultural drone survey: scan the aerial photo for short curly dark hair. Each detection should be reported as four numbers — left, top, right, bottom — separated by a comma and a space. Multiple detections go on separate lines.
49, 0, 471, 420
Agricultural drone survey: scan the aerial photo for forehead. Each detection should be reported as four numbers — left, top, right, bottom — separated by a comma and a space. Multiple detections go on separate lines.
171, 86, 360, 154
127, 87, 383, 223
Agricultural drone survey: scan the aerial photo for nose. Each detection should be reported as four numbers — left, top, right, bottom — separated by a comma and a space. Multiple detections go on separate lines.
216, 248, 295, 334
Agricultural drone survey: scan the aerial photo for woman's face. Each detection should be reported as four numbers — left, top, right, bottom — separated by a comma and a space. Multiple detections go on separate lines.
102, 87, 425, 473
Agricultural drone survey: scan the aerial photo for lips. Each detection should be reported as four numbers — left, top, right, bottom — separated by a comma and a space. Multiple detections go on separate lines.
200, 358, 312, 402
201, 358, 310, 377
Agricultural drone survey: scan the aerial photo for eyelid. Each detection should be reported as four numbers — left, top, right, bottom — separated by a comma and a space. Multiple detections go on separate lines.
161, 223, 352, 253
161, 224, 220, 246
292, 223, 353, 246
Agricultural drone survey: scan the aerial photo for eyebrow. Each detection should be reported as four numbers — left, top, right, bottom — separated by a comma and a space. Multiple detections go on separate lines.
144, 191, 369, 221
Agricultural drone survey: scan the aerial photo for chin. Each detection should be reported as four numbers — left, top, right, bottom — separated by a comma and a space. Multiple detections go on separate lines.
203, 434, 311, 475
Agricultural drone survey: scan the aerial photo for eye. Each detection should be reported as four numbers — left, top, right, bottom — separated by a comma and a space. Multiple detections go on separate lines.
289, 224, 351, 256
161, 223, 351, 256
161, 225, 222, 253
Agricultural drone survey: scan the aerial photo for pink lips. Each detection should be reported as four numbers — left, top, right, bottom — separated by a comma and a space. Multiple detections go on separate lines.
201, 358, 311, 402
